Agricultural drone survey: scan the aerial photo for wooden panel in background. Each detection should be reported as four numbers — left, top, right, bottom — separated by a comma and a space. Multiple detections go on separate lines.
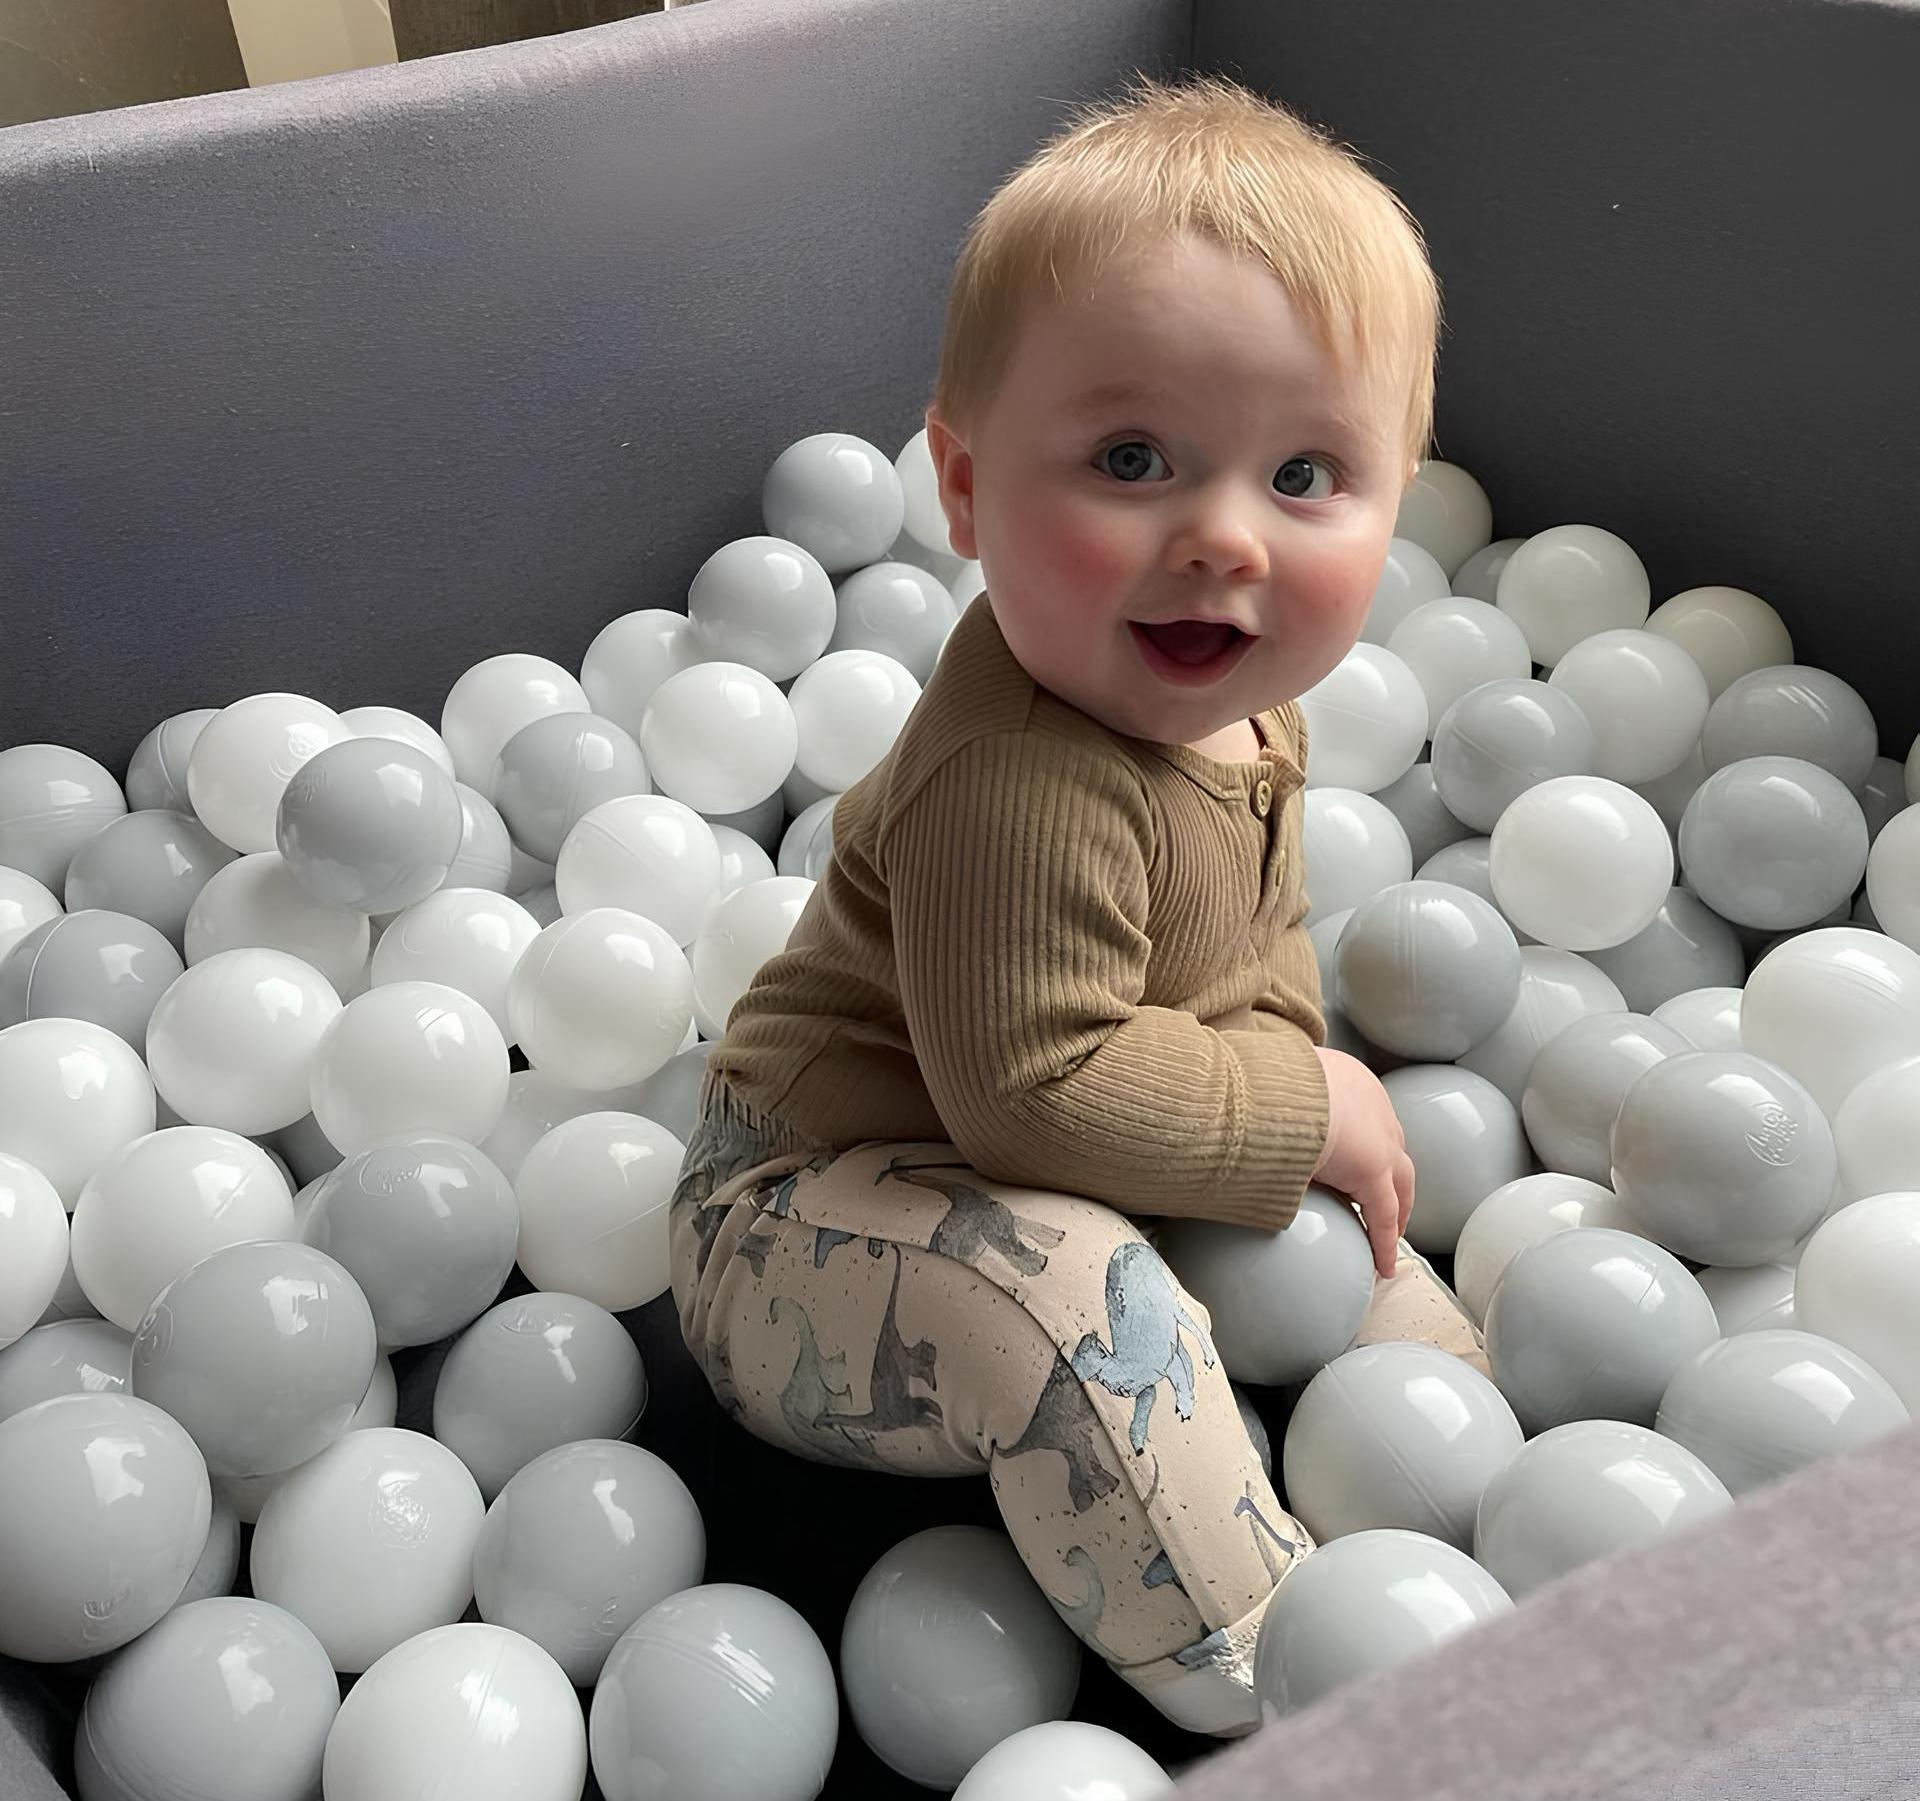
0, 0, 248, 128
389, 0, 665, 59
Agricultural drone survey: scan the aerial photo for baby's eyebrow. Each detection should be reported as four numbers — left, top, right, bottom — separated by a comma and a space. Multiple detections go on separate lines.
1072, 380, 1381, 450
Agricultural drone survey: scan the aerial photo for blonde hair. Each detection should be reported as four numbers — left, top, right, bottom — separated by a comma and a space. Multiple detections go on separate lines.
929, 71, 1442, 474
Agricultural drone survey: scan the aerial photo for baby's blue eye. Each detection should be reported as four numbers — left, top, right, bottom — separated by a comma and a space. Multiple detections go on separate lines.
1276, 457, 1334, 500
1099, 440, 1166, 482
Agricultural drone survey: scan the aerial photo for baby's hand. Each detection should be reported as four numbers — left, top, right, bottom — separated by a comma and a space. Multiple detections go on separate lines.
1311, 1047, 1414, 1279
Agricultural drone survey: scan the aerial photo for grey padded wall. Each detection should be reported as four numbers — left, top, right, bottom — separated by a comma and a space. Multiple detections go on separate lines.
1197, 0, 1920, 756
0, 0, 1193, 767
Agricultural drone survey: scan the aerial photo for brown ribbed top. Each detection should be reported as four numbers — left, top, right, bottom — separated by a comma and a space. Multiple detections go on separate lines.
713, 593, 1331, 1232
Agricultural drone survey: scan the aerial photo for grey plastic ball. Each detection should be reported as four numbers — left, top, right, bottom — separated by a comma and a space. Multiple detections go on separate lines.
73, 1597, 339, 1801
628, 1040, 714, 1143
1655, 1328, 1908, 1497
1282, 1342, 1524, 1550
490, 712, 650, 863
841, 1526, 1080, 1789
1429, 679, 1596, 833
1333, 881, 1521, 1061
0, 1391, 212, 1662
176, 1490, 242, 1608
1253, 1529, 1512, 1720
1370, 761, 1475, 870
1158, 1191, 1376, 1387
299, 1134, 519, 1348
433, 1291, 648, 1501
1700, 664, 1879, 791
63, 809, 237, 952
275, 736, 465, 915
1520, 1010, 1691, 1182
0, 1317, 133, 1421
271, 1110, 343, 1187
1678, 755, 1869, 932
0, 910, 184, 1049
0, 744, 128, 890
473, 1438, 705, 1685
1611, 1051, 1836, 1266
1473, 1419, 1733, 1598
124, 710, 218, 814
1382, 1064, 1534, 1256
129, 1239, 378, 1478
591, 1583, 839, 1801
1584, 885, 1746, 1012
1455, 946, 1626, 1106
1695, 1261, 1797, 1335
1484, 1227, 1721, 1433
446, 783, 514, 892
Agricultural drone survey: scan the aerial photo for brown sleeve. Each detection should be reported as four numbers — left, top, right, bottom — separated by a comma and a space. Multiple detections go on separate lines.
881, 730, 1329, 1231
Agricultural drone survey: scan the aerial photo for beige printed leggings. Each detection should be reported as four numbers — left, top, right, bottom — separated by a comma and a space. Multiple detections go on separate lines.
667, 1067, 1488, 1739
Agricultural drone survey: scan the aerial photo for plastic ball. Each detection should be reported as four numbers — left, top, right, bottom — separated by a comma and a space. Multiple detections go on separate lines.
686, 535, 838, 681
440, 654, 589, 791
1253, 1528, 1512, 1719
1380, 1063, 1533, 1255
1488, 774, 1673, 952
1297, 643, 1428, 793
0, 743, 129, 889
952, 1720, 1172, 1801
1484, 1227, 1720, 1432
63, 808, 236, 952
1393, 460, 1494, 579
478, 1066, 631, 1183
1545, 627, 1711, 784
591, 1583, 839, 1801
1369, 761, 1474, 872
1678, 755, 1869, 931
0, 1151, 67, 1349
1611, 1051, 1835, 1266
640, 661, 798, 815
1456, 946, 1626, 1106
182, 852, 370, 995
1584, 886, 1745, 1013
711, 822, 778, 898
1157, 1190, 1375, 1386
828, 561, 958, 685
1654, 984, 1744, 1053
554, 793, 722, 946
186, 696, 351, 856
147, 949, 342, 1135
1430, 679, 1596, 834
1495, 524, 1651, 667
1834, 1056, 1920, 1203
339, 704, 456, 776
125, 709, 218, 813
1655, 1329, 1908, 1497
1452, 1171, 1626, 1326
894, 427, 954, 555
1740, 928, 1920, 1120
1855, 756, 1909, 843
1793, 1194, 1920, 1409
1299, 789, 1413, 925
369, 888, 538, 1040
688, 876, 815, 1039
1451, 537, 1526, 605
1866, 805, 1920, 951
1519, 1009, 1690, 1183
473, 1438, 704, 1685
841, 1525, 1080, 1789
1414, 835, 1504, 913
175, 1488, 242, 1608
1694, 1261, 1798, 1335
1643, 586, 1793, 699
777, 794, 841, 883
1385, 597, 1532, 725
0, 865, 62, 963
488, 711, 649, 863
272, 735, 464, 916
1473, 1419, 1731, 1598
0, 908, 183, 1049
0, 1392, 211, 1662
250, 1426, 483, 1671
300, 1134, 518, 1349
0, 1017, 155, 1207
215, 1352, 395, 1527
443, 781, 514, 892
1632, 739, 1711, 840
0, 1317, 132, 1423
1281, 1342, 1523, 1549
787, 648, 921, 792
763, 431, 907, 576
514, 1111, 683, 1311
1359, 537, 1451, 645
1333, 880, 1520, 1060
309, 979, 509, 1155
510, 909, 693, 1089
1701, 663, 1878, 790
579, 609, 701, 744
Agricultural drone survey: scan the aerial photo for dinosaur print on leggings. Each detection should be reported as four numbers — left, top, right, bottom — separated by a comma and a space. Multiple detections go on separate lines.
875, 1154, 1067, 1276
1070, 1241, 1218, 1454
1001, 1355, 1122, 1512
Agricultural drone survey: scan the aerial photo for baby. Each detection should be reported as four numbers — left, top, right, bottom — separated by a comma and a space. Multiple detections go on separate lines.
669, 71, 1483, 1737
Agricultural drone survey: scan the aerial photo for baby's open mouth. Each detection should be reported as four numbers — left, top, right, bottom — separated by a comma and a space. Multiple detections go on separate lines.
1133, 619, 1248, 665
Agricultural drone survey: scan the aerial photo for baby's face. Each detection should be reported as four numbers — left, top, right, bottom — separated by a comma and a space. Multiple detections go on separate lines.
929, 232, 1416, 749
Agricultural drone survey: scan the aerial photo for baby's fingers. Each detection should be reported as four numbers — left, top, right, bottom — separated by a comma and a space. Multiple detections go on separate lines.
1356, 1172, 1400, 1280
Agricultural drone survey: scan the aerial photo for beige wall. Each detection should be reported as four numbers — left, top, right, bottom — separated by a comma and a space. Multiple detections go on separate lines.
227, 0, 398, 86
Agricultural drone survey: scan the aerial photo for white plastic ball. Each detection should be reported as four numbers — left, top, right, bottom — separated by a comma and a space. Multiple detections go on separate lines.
187, 695, 352, 855
0, 1152, 67, 1349
70, 1126, 294, 1332
439, 654, 589, 790
1654, 984, 1744, 1052
1643, 586, 1794, 699
1866, 805, 1920, 951
250, 1426, 485, 1672
183, 852, 370, 996
688, 876, 815, 1040
1488, 775, 1673, 951
370, 888, 539, 1040
687, 535, 838, 681
1393, 459, 1494, 578
1452, 1171, 1626, 1326
514, 1110, 683, 1311
894, 427, 954, 557
1451, 538, 1526, 605
1297, 643, 1428, 793
0, 744, 128, 889
1299, 790, 1413, 926
1495, 524, 1651, 668
952, 1720, 1171, 1801
1546, 628, 1711, 784
762, 431, 907, 576
1360, 537, 1451, 645
580, 609, 701, 744
309, 980, 509, 1156
639, 661, 797, 815
0, 1017, 155, 1208
1833, 1056, 1920, 1203
828, 561, 958, 685
708, 823, 777, 899
554, 793, 722, 946
1741, 928, 1920, 1120
146, 949, 343, 1136
1694, 1261, 1798, 1335
340, 705, 456, 777
1455, 946, 1626, 1106
509, 908, 694, 1089
1793, 1193, 1920, 1410
787, 649, 921, 792
0, 866, 62, 963
776, 795, 840, 883
1385, 597, 1533, 725
125, 709, 217, 813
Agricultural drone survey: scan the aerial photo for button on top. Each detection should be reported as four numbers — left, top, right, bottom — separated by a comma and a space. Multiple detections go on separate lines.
1253, 778, 1273, 817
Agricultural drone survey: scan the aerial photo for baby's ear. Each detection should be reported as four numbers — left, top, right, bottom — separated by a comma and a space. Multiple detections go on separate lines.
925, 411, 979, 562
